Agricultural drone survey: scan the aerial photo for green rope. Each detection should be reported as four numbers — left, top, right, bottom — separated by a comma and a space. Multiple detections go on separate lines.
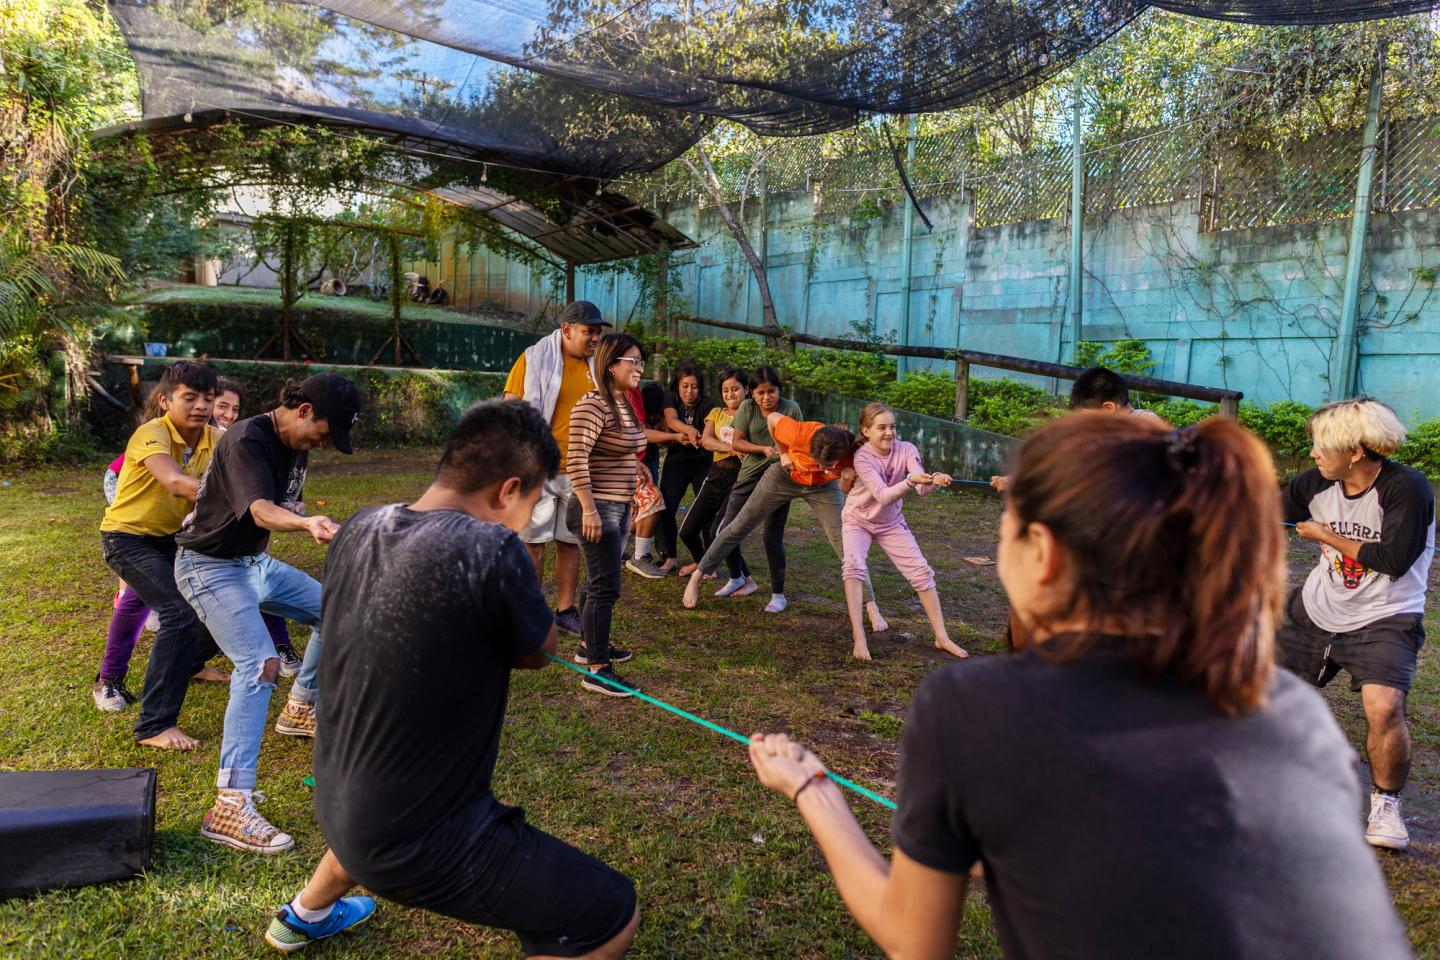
545, 653, 898, 811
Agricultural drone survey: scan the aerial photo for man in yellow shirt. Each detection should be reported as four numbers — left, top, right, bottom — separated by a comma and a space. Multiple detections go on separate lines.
99, 360, 222, 752
503, 300, 608, 635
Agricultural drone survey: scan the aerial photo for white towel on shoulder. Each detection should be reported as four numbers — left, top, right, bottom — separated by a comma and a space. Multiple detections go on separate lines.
521, 329, 596, 424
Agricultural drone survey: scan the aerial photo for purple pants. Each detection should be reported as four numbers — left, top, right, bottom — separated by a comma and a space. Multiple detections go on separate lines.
99, 586, 292, 682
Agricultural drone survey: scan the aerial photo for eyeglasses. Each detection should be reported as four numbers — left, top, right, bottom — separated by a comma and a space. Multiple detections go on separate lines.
614, 357, 646, 371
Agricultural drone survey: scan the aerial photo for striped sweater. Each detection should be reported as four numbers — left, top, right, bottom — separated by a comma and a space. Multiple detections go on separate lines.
567, 391, 646, 502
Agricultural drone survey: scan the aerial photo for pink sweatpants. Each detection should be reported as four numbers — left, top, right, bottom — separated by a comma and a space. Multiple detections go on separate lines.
841, 518, 935, 592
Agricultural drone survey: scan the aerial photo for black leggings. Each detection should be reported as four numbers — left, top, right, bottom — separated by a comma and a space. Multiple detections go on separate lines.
717, 472, 789, 592
679, 460, 741, 569
657, 452, 710, 559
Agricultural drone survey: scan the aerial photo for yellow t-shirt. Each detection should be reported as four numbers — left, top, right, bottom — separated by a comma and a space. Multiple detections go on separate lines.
705, 406, 738, 462
100, 416, 218, 537
504, 351, 595, 471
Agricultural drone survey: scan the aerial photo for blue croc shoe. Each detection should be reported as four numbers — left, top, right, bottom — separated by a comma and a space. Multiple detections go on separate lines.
265, 896, 376, 953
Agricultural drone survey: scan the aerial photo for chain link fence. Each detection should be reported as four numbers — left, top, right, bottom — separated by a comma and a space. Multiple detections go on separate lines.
623, 113, 1440, 232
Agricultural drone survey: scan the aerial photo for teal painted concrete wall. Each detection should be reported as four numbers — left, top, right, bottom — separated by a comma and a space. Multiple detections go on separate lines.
552, 193, 1440, 423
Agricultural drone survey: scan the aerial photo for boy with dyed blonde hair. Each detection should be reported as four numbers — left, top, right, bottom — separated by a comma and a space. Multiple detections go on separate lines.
1279, 397, 1433, 851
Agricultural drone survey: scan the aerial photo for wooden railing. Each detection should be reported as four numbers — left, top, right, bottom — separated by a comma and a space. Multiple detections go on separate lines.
675, 315, 1243, 418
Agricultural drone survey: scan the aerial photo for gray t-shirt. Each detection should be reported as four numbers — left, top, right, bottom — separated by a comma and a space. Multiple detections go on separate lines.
732, 396, 802, 484
894, 646, 1411, 960
1282, 460, 1434, 633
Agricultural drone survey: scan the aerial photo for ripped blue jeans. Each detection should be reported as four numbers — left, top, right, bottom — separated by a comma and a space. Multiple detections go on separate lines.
174, 548, 323, 790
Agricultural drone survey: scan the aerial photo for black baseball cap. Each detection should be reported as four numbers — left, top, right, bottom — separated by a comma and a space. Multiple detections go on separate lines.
559, 300, 611, 327
299, 373, 361, 455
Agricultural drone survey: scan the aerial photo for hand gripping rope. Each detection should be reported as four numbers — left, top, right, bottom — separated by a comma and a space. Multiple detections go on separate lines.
543, 653, 898, 811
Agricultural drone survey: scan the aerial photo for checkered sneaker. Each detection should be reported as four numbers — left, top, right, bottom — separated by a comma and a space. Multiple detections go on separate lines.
274, 699, 316, 738
200, 790, 294, 854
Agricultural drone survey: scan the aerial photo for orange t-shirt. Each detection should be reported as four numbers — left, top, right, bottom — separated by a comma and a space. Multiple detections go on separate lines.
770, 415, 850, 486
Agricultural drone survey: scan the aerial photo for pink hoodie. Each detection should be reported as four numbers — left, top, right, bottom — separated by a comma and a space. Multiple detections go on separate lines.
843, 439, 935, 528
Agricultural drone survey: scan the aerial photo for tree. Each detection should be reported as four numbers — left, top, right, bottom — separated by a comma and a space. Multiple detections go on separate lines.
0, 0, 133, 449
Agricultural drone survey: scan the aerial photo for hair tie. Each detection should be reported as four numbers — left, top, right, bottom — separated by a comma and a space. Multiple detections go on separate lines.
1165, 426, 1202, 474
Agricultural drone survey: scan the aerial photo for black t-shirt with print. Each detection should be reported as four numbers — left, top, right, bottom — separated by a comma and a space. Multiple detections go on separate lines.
893, 646, 1411, 960
177, 414, 306, 558
663, 391, 716, 469
313, 505, 553, 889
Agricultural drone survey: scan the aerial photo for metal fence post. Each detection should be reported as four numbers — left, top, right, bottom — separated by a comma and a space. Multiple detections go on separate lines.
1333, 43, 1386, 401
1067, 71, 1085, 361
898, 114, 918, 376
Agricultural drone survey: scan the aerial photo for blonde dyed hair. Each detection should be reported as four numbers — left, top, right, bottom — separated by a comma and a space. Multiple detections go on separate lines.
1308, 397, 1407, 457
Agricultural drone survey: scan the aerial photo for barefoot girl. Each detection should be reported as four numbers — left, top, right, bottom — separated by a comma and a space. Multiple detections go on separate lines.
843, 403, 967, 661
677, 367, 748, 575
708, 366, 798, 606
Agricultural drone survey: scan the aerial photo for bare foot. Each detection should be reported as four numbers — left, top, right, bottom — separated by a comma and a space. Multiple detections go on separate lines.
658, 558, 678, 574
683, 569, 703, 609
851, 642, 873, 662
678, 562, 699, 577
867, 603, 889, 634
935, 638, 970, 659
137, 726, 199, 751
192, 666, 230, 683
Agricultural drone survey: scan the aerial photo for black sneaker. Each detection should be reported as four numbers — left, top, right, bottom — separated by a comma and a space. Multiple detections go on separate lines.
554, 607, 582, 636
581, 665, 638, 698
574, 647, 632, 665
275, 646, 302, 678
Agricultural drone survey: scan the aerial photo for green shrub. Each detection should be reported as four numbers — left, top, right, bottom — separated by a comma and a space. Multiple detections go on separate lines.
782, 348, 894, 397
653, 336, 894, 398
880, 370, 956, 419
1140, 398, 1215, 427
1074, 338, 1157, 377
1396, 419, 1440, 480
965, 378, 1067, 437
1238, 400, 1314, 462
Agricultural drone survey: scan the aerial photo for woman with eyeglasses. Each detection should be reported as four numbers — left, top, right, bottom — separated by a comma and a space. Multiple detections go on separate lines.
566, 333, 650, 697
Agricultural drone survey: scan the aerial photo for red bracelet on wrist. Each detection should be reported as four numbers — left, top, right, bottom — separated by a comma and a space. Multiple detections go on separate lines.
792, 769, 828, 803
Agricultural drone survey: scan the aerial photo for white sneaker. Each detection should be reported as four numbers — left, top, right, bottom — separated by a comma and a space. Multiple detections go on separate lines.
714, 577, 746, 598
143, 610, 161, 633
764, 594, 788, 613
1366, 791, 1409, 851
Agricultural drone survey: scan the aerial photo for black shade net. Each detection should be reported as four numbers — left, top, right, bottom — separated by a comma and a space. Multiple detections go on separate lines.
110, 0, 1439, 178
1150, 1, 1439, 25
108, 0, 712, 179
105, 0, 1437, 259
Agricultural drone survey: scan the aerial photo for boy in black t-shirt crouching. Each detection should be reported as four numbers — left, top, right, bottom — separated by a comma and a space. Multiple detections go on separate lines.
264, 399, 638, 958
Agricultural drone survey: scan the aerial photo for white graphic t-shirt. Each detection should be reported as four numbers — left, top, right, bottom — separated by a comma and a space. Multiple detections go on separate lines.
1282, 460, 1434, 633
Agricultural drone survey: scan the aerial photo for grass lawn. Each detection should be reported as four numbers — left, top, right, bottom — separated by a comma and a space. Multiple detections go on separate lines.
131, 285, 530, 330
1, 448, 1437, 958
